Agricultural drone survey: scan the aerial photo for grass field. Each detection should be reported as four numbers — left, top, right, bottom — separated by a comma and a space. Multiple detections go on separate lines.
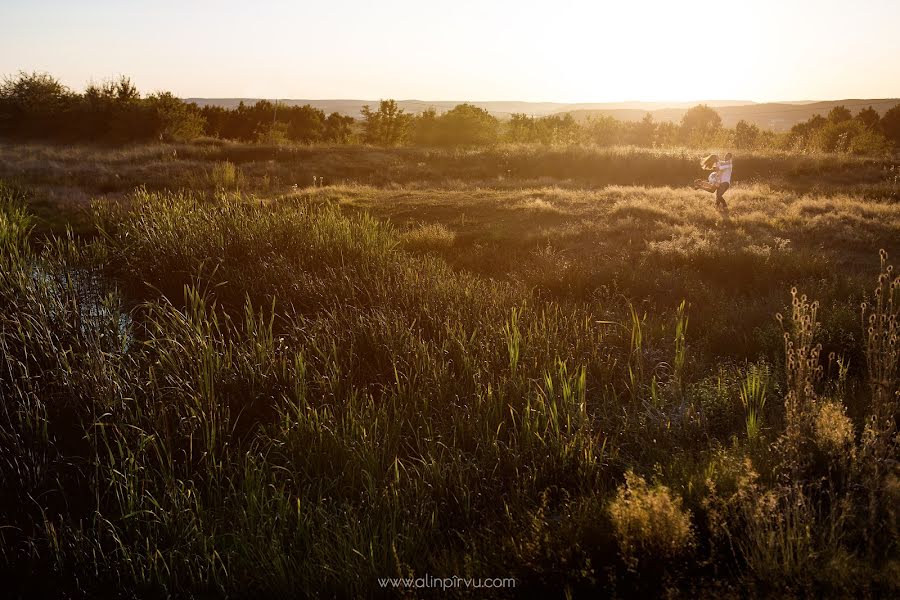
1, 142, 899, 597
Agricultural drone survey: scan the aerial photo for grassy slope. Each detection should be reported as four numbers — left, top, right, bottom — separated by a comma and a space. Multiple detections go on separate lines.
330, 183, 898, 364
1, 142, 897, 236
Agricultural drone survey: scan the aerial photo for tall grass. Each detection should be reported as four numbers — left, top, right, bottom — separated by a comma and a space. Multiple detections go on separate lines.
1, 182, 898, 596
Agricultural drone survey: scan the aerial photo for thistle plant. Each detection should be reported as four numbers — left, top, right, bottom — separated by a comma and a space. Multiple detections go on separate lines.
861, 249, 899, 432
777, 287, 823, 449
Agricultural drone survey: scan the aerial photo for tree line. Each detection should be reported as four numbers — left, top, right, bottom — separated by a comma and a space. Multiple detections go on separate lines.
0, 72, 352, 144
2, 71, 900, 154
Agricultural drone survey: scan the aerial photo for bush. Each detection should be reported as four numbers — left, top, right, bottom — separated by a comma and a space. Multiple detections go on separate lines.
608, 471, 694, 569
208, 160, 243, 190
0, 71, 74, 138
813, 400, 854, 454
361, 99, 413, 145
680, 104, 722, 147
412, 103, 499, 147
400, 222, 456, 252
146, 92, 206, 141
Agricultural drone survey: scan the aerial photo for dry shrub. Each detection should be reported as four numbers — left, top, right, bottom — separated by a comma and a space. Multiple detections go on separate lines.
608, 471, 694, 569
813, 400, 855, 455
401, 222, 455, 252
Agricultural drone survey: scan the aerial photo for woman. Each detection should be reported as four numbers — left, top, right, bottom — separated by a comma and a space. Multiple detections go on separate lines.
692, 152, 733, 209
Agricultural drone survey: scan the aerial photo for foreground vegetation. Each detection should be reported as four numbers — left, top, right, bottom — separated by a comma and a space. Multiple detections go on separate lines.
0, 143, 899, 597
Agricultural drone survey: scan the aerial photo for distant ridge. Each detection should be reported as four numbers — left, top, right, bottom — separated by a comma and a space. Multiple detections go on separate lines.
183, 99, 755, 119
183, 98, 899, 131
561, 99, 900, 131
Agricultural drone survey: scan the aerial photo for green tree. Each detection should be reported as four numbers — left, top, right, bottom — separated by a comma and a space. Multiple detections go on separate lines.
807, 119, 888, 155
91, 76, 147, 141
282, 104, 326, 143
255, 121, 290, 145
0, 71, 73, 138
789, 114, 827, 151
324, 112, 355, 143
848, 127, 889, 155
654, 121, 679, 146
412, 108, 441, 145
146, 92, 206, 141
361, 99, 412, 145
680, 104, 722, 146
505, 113, 534, 143
879, 104, 900, 145
631, 113, 656, 147
828, 105, 852, 123
734, 119, 760, 149
584, 115, 620, 146
855, 106, 881, 131
534, 114, 580, 145
433, 103, 498, 146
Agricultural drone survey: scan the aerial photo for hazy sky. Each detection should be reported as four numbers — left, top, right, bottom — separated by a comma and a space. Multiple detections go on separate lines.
2, 0, 899, 102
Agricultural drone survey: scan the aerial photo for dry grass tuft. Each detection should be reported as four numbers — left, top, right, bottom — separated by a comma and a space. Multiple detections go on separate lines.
608, 471, 694, 569
814, 400, 855, 454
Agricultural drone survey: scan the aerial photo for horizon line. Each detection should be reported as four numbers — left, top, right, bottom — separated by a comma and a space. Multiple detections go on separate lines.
178, 96, 900, 105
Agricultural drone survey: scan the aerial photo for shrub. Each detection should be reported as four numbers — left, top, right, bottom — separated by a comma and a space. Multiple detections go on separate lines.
608, 471, 694, 569
146, 91, 206, 141
361, 99, 413, 145
679, 104, 722, 147
881, 104, 900, 146
209, 160, 243, 190
0, 71, 74, 138
413, 103, 499, 147
813, 400, 855, 454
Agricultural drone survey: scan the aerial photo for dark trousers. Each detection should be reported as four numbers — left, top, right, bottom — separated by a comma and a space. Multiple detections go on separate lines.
716, 182, 730, 205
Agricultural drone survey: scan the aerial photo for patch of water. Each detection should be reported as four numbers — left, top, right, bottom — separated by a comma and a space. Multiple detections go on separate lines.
30, 263, 133, 350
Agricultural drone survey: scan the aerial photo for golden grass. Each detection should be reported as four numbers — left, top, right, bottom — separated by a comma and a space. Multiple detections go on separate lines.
316, 183, 900, 264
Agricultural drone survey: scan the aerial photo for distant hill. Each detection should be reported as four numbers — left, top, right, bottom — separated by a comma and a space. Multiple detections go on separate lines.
184, 98, 900, 131
184, 98, 755, 119
562, 99, 900, 131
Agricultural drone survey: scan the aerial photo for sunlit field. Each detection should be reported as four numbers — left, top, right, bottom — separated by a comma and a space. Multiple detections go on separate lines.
1, 141, 898, 597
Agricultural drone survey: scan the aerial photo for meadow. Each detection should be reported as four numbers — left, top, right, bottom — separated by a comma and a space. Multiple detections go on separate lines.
1, 141, 899, 597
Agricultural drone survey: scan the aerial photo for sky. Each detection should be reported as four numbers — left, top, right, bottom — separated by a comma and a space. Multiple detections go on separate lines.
1, 0, 899, 103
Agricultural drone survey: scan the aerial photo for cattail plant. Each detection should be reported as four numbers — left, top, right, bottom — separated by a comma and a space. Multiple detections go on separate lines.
739, 363, 769, 443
